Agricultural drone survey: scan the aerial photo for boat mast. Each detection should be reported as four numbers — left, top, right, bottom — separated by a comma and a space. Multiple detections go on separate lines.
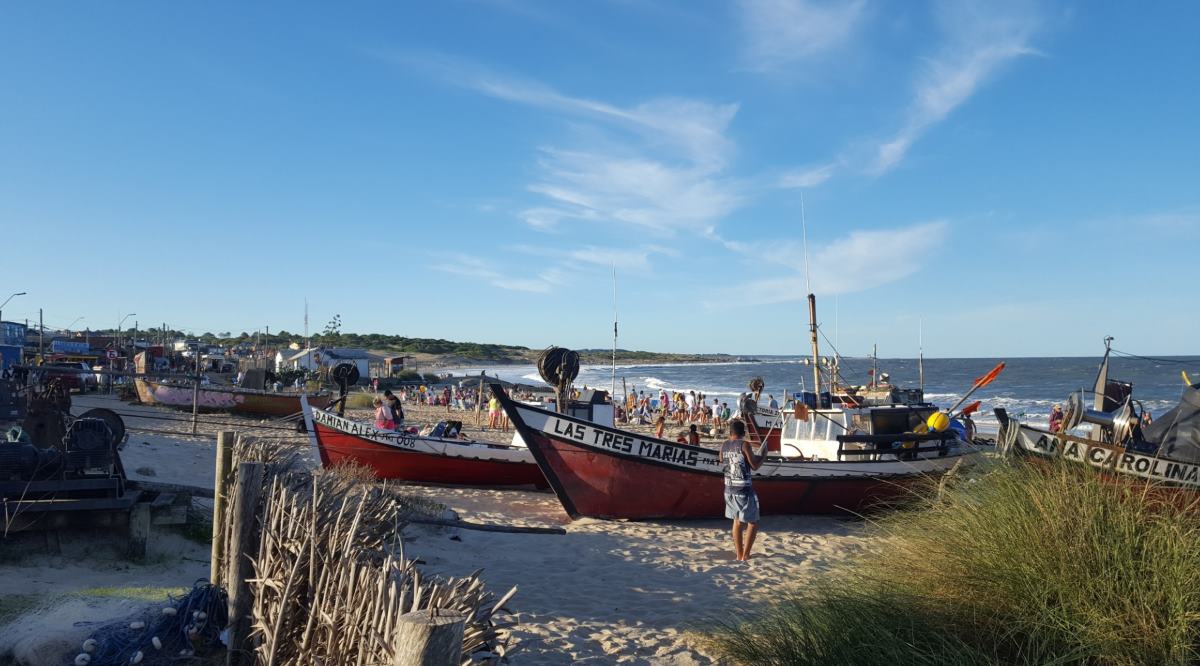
872, 343, 878, 386
611, 263, 618, 401
808, 294, 821, 397
801, 193, 820, 397
918, 318, 925, 393
1090, 336, 1114, 440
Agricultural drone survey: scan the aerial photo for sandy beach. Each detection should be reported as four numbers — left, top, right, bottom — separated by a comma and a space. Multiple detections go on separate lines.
0, 392, 869, 663
403, 486, 869, 664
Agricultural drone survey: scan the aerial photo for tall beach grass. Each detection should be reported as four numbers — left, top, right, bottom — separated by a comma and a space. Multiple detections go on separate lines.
703, 460, 1200, 665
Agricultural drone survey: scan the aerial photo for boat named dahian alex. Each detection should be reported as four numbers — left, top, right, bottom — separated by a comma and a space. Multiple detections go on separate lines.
493, 383, 981, 520
134, 377, 332, 417
300, 397, 547, 488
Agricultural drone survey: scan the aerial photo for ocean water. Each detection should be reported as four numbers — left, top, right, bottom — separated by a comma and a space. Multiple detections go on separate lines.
456, 355, 1200, 431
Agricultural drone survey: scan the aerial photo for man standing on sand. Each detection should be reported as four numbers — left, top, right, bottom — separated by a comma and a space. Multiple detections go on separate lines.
720, 420, 766, 561
383, 390, 404, 429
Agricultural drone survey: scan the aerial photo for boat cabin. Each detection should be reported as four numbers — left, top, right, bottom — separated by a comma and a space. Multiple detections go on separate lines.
777, 403, 943, 461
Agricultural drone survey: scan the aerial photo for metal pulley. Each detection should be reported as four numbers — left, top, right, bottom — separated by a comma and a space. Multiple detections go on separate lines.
331, 362, 360, 390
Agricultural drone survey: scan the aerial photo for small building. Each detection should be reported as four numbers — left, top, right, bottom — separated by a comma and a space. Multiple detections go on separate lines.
0, 321, 26, 371
277, 347, 371, 380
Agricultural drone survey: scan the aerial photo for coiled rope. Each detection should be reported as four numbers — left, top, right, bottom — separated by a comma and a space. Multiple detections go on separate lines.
538, 346, 580, 413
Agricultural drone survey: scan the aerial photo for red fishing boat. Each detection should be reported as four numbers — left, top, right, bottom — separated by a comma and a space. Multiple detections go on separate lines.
301, 398, 547, 488
493, 384, 982, 520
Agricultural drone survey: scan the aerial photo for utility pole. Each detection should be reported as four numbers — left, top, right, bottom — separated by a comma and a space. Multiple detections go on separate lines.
38, 308, 44, 362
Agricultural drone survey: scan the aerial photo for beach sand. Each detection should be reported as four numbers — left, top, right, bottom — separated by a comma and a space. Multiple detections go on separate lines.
1, 392, 868, 664
402, 486, 869, 664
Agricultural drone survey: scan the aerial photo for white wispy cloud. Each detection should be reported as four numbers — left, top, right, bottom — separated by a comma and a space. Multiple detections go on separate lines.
778, 162, 839, 188
509, 243, 678, 270
432, 253, 566, 293
870, 1, 1043, 173
520, 148, 742, 234
737, 0, 869, 70
714, 220, 949, 305
393, 53, 743, 235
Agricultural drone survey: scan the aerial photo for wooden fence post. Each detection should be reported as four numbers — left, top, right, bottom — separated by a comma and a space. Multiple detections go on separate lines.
393, 610, 466, 666
127, 502, 151, 561
225, 461, 265, 666
210, 430, 235, 586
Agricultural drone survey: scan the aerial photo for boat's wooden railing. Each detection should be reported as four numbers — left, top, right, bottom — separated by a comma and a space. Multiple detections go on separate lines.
835, 431, 955, 460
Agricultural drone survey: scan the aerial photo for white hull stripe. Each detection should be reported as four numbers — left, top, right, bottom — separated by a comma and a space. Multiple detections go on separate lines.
311, 408, 532, 465
516, 404, 977, 479
1013, 425, 1200, 489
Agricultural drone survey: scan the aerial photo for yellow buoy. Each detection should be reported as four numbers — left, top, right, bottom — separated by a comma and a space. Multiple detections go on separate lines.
927, 411, 950, 433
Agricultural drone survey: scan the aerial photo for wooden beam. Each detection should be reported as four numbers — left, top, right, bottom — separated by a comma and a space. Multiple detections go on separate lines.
393, 610, 465, 666
210, 430, 235, 586
225, 461, 265, 666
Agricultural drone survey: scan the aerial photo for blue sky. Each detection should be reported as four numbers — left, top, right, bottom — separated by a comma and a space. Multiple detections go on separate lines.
2, 1, 1198, 357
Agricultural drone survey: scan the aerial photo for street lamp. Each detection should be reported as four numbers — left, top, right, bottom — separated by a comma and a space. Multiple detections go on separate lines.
117, 313, 136, 350
67, 316, 84, 333
0, 291, 26, 326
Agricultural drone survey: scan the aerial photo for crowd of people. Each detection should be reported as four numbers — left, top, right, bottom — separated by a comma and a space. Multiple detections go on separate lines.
365, 380, 748, 440
370, 383, 533, 432
620, 387, 733, 431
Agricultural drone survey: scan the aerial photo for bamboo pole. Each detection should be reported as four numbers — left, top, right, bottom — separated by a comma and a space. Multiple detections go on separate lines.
210, 430, 235, 586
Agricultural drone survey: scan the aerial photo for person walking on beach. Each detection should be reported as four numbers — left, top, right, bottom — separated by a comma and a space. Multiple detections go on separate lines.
720, 420, 766, 562
488, 394, 502, 430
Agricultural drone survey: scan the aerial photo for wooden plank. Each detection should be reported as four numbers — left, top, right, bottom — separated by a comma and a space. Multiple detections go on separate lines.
150, 492, 176, 508
127, 479, 214, 498
3, 492, 141, 513
408, 517, 565, 535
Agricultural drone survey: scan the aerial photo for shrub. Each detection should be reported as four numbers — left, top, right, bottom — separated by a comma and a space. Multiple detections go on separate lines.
702, 460, 1200, 665
343, 391, 377, 410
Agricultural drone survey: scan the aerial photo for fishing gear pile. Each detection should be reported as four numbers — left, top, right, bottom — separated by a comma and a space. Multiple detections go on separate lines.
71, 581, 227, 665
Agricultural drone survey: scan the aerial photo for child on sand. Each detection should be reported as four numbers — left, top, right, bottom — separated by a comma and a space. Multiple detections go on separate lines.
373, 397, 395, 430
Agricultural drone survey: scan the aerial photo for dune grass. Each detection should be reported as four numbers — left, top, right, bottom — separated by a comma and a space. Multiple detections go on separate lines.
702, 460, 1200, 665
344, 390, 378, 410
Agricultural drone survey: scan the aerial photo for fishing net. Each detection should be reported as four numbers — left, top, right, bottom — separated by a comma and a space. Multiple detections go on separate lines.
71, 581, 227, 665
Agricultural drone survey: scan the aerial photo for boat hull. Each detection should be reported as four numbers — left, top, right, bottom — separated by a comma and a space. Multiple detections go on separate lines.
303, 403, 547, 488
135, 378, 330, 417
497, 386, 979, 520
999, 418, 1200, 490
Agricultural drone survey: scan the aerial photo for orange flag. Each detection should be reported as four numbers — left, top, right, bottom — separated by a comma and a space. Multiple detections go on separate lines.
973, 362, 1006, 389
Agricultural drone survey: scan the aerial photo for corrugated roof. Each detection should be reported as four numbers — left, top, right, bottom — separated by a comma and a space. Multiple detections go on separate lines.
282, 347, 371, 362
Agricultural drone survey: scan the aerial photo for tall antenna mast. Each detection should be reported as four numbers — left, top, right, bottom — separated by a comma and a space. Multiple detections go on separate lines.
801, 192, 820, 397
611, 263, 618, 400
918, 318, 925, 393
